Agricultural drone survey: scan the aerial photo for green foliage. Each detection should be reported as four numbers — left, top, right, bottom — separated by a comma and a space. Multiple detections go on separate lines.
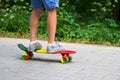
0, 6, 30, 33
0, 0, 31, 10
0, 0, 31, 33
104, 18, 119, 28
0, 0, 120, 46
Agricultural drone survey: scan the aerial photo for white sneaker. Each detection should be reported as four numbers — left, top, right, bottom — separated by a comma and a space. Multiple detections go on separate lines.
47, 42, 65, 53
29, 42, 42, 51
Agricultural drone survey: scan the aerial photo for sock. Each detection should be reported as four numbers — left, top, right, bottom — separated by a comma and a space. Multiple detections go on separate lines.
48, 42, 55, 46
30, 40, 37, 44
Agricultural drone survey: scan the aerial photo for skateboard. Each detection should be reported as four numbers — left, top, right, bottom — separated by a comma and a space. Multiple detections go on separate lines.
17, 44, 76, 64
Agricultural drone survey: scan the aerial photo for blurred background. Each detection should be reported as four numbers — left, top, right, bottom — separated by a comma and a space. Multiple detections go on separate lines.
0, 0, 120, 46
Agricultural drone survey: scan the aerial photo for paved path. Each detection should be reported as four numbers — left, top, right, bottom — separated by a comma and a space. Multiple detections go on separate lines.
0, 38, 120, 80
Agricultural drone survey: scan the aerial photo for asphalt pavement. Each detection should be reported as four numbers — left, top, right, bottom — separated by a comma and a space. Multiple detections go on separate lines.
0, 38, 120, 80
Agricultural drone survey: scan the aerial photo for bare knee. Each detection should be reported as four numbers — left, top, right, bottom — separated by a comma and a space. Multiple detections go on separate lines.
47, 8, 57, 15
31, 8, 43, 18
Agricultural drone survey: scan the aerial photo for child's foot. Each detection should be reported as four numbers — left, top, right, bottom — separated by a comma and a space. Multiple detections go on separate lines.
29, 41, 42, 51
47, 42, 65, 53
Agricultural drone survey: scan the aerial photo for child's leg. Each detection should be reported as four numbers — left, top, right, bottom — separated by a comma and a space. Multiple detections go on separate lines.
42, 0, 64, 52
41, 0, 59, 44
29, 0, 44, 51
30, 9, 42, 42
29, 9, 43, 51
47, 9, 57, 44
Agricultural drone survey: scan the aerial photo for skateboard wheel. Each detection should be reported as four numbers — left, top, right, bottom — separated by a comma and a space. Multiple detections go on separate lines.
68, 55, 72, 62
25, 55, 29, 60
60, 58, 67, 64
63, 56, 69, 62
60, 56, 69, 64
21, 53, 29, 60
60, 58, 64, 63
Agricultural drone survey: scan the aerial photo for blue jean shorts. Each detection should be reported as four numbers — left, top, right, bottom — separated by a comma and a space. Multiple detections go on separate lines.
31, 0, 59, 9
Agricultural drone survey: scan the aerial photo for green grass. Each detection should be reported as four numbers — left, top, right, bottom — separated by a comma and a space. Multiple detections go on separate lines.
1, 6, 120, 47
1, 30, 120, 47
0, 31, 47, 40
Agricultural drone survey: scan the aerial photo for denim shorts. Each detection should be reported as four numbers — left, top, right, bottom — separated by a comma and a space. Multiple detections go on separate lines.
31, 0, 59, 9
